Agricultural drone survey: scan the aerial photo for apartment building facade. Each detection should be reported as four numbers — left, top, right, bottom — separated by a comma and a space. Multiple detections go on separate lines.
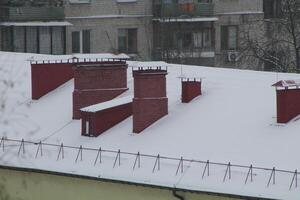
64, 0, 266, 69
64, 0, 153, 60
0, 0, 69, 54
0, 0, 286, 70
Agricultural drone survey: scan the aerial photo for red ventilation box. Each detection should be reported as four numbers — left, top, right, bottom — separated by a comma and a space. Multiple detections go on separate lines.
273, 80, 300, 123
182, 78, 202, 103
80, 96, 132, 137
31, 61, 74, 100
133, 67, 168, 133
73, 61, 128, 119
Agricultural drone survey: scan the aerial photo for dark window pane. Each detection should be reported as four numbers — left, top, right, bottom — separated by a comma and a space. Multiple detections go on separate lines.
13, 26, 25, 52
26, 27, 38, 53
118, 29, 127, 52
1, 27, 13, 51
128, 29, 137, 53
182, 32, 192, 48
52, 27, 65, 55
82, 30, 90, 53
39, 27, 51, 54
72, 31, 80, 53
118, 28, 137, 53
221, 26, 228, 50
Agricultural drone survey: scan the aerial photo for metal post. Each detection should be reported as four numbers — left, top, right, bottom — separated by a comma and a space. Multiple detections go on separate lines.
289, 170, 298, 190
176, 157, 184, 175
0, 137, 5, 152
245, 165, 253, 184
152, 154, 160, 173
133, 152, 141, 170
56, 143, 64, 161
35, 141, 43, 158
18, 139, 25, 156
223, 162, 231, 182
267, 167, 276, 187
94, 147, 102, 165
113, 150, 121, 168
202, 160, 210, 179
75, 145, 83, 163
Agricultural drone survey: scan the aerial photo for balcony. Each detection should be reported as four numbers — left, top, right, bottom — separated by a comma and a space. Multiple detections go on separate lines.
0, 6, 64, 22
153, 1, 214, 18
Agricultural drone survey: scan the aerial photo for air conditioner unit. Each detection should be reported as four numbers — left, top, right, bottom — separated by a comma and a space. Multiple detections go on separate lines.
227, 51, 240, 62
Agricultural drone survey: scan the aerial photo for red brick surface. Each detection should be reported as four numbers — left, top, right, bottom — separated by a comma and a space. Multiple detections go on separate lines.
132, 70, 168, 133
72, 62, 128, 119
73, 89, 128, 119
276, 89, 300, 123
81, 102, 132, 137
74, 63, 127, 90
133, 98, 168, 133
31, 63, 74, 100
182, 81, 202, 103
133, 72, 167, 98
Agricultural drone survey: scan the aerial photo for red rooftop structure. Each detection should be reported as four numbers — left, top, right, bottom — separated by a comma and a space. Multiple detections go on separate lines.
132, 67, 168, 133
31, 60, 74, 100
272, 80, 300, 123
80, 96, 132, 137
73, 60, 128, 119
181, 77, 202, 103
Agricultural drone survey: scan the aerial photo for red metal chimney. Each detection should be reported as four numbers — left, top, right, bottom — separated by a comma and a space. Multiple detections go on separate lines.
80, 96, 133, 137
31, 60, 74, 100
181, 78, 202, 103
73, 60, 128, 119
132, 67, 168, 133
272, 80, 300, 123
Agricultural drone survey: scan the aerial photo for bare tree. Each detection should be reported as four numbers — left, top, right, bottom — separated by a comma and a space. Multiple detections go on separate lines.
240, 0, 300, 72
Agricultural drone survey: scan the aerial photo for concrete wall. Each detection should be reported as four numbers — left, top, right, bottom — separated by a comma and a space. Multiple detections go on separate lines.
65, 0, 152, 17
214, 0, 263, 14
65, 0, 153, 60
0, 167, 246, 200
214, 13, 264, 70
213, 0, 264, 69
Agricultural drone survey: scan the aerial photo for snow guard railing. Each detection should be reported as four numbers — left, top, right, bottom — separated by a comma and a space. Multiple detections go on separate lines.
0, 137, 298, 191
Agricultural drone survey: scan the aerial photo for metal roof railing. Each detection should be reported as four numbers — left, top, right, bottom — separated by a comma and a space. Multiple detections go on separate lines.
0, 137, 298, 191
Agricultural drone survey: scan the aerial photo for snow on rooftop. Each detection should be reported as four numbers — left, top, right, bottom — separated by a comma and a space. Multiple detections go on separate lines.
29, 53, 129, 63
81, 96, 133, 113
0, 21, 73, 27
1, 51, 300, 199
272, 79, 300, 88
152, 17, 219, 22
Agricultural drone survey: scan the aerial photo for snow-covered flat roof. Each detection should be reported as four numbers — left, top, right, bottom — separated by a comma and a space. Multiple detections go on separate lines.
81, 96, 133, 113
153, 17, 219, 22
0, 21, 73, 27
1, 52, 300, 199
66, 14, 153, 20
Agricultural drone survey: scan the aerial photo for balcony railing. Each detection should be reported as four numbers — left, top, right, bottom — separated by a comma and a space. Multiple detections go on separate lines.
0, 6, 64, 22
153, 1, 214, 18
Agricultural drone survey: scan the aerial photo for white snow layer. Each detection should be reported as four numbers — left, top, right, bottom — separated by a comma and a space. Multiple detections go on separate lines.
81, 96, 133, 113
0, 51, 300, 199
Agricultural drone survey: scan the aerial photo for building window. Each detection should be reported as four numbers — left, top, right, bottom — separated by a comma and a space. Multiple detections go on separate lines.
72, 30, 91, 53
263, 0, 282, 19
182, 32, 193, 48
1, 27, 13, 51
39, 26, 51, 54
26, 27, 38, 53
13, 26, 25, 52
221, 26, 238, 50
118, 28, 137, 54
0, 26, 65, 54
193, 29, 212, 48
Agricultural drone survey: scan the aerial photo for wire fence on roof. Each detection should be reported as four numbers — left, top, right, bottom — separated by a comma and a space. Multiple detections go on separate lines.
0, 137, 298, 190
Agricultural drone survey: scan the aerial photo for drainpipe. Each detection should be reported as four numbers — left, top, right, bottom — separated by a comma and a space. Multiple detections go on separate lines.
172, 188, 185, 200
